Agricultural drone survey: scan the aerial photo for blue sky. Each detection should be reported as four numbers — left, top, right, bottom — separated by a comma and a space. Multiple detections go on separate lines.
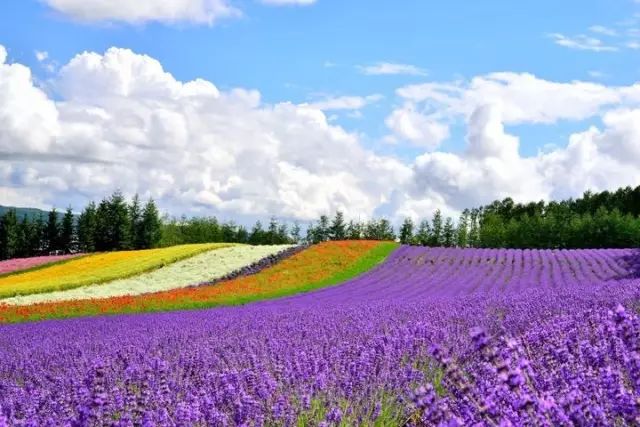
1, 0, 640, 223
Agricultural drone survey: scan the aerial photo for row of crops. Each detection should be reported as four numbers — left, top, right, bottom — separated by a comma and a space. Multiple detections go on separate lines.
0, 241, 395, 323
0, 243, 639, 424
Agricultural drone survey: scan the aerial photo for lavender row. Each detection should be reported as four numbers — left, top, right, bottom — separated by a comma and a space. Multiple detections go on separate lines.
0, 246, 639, 425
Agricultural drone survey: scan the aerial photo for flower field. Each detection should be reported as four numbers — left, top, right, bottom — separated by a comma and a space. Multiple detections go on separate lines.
0, 240, 396, 323
0, 245, 639, 425
0, 254, 82, 276
3, 244, 294, 306
0, 243, 229, 299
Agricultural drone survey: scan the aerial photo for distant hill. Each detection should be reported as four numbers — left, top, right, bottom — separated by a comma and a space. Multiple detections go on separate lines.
0, 205, 67, 221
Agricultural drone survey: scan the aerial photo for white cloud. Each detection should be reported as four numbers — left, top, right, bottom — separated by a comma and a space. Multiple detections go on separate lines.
307, 94, 383, 111
396, 72, 640, 125
35, 51, 49, 62
588, 25, 618, 36
0, 46, 6, 65
588, 70, 607, 79
0, 45, 410, 222
259, 0, 317, 5
0, 53, 60, 154
548, 33, 619, 52
627, 40, 640, 49
384, 106, 449, 150
42, 0, 241, 25
359, 62, 427, 76
3, 43, 640, 226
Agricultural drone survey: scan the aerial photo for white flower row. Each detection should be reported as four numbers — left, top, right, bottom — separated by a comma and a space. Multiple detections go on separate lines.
4, 244, 294, 306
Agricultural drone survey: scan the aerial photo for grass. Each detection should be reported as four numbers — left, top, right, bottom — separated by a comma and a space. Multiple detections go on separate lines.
0, 241, 399, 323
0, 243, 231, 299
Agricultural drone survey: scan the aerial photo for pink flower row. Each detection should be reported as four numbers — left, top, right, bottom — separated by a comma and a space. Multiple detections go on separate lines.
0, 255, 80, 275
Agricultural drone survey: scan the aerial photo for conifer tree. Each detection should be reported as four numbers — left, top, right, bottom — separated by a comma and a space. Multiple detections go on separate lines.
129, 194, 143, 249
290, 221, 302, 244
431, 209, 443, 246
346, 220, 362, 240
46, 208, 60, 253
415, 219, 432, 246
443, 217, 455, 247
456, 209, 470, 248
250, 221, 265, 245
329, 211, 346, 240
140, 198, 161, 249
78, 202, 97, 252
399, 217, 414, 244
60, 207, 75, 253
267, 217, 279, 244
316, 215, 330, 242
0, 210, 18, 259
108, 191, 131, 250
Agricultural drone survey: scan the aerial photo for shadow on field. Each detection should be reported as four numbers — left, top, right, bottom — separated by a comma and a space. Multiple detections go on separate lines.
614, 249, 640, 279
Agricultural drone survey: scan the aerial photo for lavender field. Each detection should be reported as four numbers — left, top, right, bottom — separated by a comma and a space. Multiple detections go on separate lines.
1, 246, 640, 426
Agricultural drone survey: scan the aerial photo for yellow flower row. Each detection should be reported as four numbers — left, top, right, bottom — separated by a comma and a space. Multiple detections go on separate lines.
0, 243, 231, 299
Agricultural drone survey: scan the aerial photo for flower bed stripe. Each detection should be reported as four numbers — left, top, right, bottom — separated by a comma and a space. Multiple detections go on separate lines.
3, 245, 293, 306
0, 240, 399, 323
0, 243, 231, 299
0, 254, 84, 277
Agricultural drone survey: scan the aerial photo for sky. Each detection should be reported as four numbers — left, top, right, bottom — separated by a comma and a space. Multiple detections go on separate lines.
1, 0, 640, 225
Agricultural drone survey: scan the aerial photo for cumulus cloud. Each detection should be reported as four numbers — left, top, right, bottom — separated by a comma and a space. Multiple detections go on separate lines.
396, 72, 640, 124
2, 44, 640, 226
41, 0, 240, 25
359, 62, 427, 76
384, 106, 449, 150
382, 72, 640, 221
0, 45, 410, 221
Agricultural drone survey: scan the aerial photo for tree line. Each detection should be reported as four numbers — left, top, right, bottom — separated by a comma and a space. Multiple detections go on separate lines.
3, 184, 640, 260
160, 216, 299, 247
0, 192, 161, 260
306, 185, 640, 249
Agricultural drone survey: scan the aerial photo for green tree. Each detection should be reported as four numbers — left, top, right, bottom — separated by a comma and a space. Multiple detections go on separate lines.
16, 215, 30, 257
140, 198, 161, 249
60, 207, 75, 253
443, 217, 455, 247
46, 208, 60, 253
108, 191, 131, 250
468, 208, 480, 248
129, 194, 143, 249
431, 209, 443, 246
0, 210, 19, 259
267, 217, 279, 244
399, 217, 414, 244
456, 209, 469, 248
78, 202, 97, 252
94, 199, 110, 251
250, 221, 265, 245
290, 221, 302, 244
236, 225, 249, 243
346, 220, 362, 240
31, 214, 45, 255
315, 215, 330, 243
415, 219, 431, 246
329, 211, 346, 240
